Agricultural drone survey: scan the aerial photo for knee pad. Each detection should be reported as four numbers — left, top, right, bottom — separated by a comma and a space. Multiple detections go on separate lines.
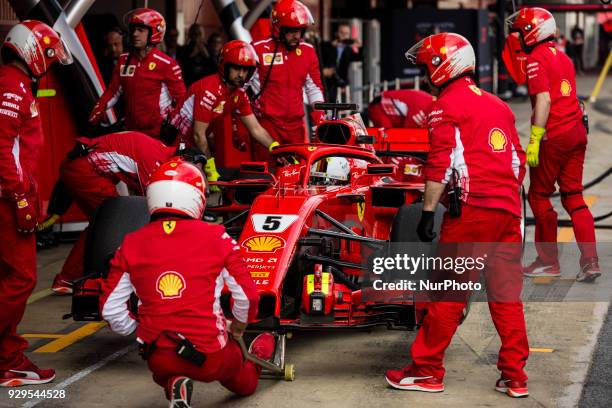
561, 192, 588, 215
528, 190, 554, 218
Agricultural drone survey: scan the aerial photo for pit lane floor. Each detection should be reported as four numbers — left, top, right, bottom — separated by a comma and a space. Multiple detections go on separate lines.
1, 76, 610, 408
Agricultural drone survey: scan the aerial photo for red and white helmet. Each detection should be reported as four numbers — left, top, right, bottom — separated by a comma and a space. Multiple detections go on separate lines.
218, 40, 259, 82
405, 33, 475, 88
507, 7, 556, 49
127, 8, 166, 45
146, 160, 206, 219
1, 20, 72, 78
270, 0, 314, 39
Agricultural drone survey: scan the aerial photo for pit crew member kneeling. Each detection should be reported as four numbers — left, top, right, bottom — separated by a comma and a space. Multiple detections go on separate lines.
100, 160, 274, 408
385, 33, 529, 398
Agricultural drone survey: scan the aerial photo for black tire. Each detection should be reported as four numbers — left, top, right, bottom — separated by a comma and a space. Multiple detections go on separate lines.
83, 196, 149, 278
390, 202, 445, 243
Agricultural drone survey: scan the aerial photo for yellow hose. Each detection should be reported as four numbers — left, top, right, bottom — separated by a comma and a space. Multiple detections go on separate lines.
589, 49, 612, 103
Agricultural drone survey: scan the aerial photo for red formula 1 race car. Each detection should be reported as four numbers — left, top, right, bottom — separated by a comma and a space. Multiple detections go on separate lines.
68, 104, 444, 378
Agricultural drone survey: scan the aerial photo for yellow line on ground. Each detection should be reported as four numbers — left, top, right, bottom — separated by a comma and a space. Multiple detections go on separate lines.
27, 289, 54, 304
529, 348, 555, 353
557, 195, 597, 242
22, 333, 64, 339
34, 322, 107, 353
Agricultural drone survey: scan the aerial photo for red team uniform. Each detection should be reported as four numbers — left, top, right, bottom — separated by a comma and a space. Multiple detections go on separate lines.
92, 49, 185, 139
249, 0, 324, 159
386, 33, 529, 398
407, 76, 528, 383
368, 90, 434, 128
55, 132, 176, 287
525, 42, 597, 269
0, 21, 72, 386
100, 161, 273, 404
170, 74, 252, 146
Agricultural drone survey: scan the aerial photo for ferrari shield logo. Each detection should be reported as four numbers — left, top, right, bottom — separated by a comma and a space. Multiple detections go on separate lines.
156, 271, 186, 299
488, 128, 507, 152
162, 220, 176, 234
233, 95, 239, 103
357, 202, 365, 222
468, 85, 482, 96
549, 47, 557, 56
296, 48, 302, 56
149, 62, 157, 70
213, 101, 226, 113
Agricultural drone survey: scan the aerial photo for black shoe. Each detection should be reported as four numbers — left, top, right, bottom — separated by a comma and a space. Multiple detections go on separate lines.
168, 376, 192, 408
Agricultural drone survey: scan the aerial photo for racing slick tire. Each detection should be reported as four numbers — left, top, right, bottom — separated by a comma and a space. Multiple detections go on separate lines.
83, 196, 150, 278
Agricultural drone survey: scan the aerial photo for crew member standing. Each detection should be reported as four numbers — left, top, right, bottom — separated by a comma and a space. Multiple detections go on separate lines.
249, 0, 325, 160
385, 33, 529, 398
169, 41, 276, 190
507, 8, 600, 282
367, 89, 434, 128
0, 21, 73, 386
89, 8, 186, 140
51, 131, 200, 294
101, 160, 275, 408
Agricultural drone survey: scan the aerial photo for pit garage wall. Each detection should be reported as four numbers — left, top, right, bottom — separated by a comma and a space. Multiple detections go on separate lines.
383, 8, 493, 90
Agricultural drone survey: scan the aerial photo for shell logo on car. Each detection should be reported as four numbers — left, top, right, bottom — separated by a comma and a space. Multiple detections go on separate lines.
156, 271, 186, 299
488, 128, 507, 152
242, 235, 285, 253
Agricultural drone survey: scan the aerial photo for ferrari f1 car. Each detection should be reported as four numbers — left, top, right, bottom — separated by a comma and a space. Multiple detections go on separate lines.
69, 103, 445, 378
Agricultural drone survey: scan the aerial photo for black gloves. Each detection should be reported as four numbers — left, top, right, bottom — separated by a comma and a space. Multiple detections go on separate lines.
417, 210, 436, 242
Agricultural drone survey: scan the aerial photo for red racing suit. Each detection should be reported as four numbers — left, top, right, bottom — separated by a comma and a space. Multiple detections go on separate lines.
525, 42, 596, 266
169, 73, 252, 147
249, 37, 324, 158
56, 131, 176, 284
100, 219, 261, 395
424, 77, 525, 217
368, 90, 434, 128
407, 77, 529, 382
93, 49, 186, 139
0, 64, 43, 370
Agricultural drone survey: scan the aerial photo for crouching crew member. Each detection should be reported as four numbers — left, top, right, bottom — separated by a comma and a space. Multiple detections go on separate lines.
0, 20, 72, 387
367, 89, 434, 128
100, 160, 274, 407
169, 40, 276, 191
51, 131, 201, 294
385, 33, 529, 398
507, 8, 600, 282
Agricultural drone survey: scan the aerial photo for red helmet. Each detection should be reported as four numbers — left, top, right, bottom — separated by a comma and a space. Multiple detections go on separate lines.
218, 40, 259, 82
270, 0, 314, 39
146, 160, 206, 219
1, 20, 72, 78
405, 33, 475, 88
128, 8, 166, 45
507, 7, 556, 50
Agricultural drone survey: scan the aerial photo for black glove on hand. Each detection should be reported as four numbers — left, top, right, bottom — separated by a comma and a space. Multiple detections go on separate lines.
417, 210, 436, 242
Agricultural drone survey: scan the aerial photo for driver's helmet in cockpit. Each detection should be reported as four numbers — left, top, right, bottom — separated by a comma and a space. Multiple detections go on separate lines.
310, 157, 351, 186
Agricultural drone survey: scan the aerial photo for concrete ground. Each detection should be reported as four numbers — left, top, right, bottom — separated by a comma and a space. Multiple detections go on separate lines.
1, 75, 610, 408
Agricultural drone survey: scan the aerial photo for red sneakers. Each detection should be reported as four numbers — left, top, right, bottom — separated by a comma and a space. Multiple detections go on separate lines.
51, 275, 72, 295
577, 259, 601, 283
385, 367, 444, 393
0, 358, 55, 387
167, 376, 192, 408
495, 378, 529, 398
523, 259, 561, 278
248, 333, 275, 361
